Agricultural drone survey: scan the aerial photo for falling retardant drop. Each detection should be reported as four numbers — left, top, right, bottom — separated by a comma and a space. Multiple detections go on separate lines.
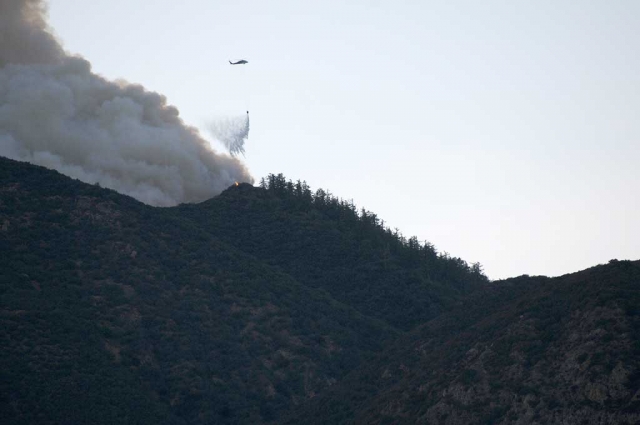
206, 111, 250, 157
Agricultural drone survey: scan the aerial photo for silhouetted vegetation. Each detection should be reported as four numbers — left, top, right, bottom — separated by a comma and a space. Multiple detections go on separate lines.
260, 173, 487, 280
177, 173, 487, 331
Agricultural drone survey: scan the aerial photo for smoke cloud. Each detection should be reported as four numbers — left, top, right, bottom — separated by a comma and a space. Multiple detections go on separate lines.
207, 112, 250, 157
0, 0, 253, 207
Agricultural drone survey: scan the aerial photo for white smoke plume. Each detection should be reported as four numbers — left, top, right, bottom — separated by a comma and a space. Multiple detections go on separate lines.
0, 0, 253, 207
207, 112, 250, 157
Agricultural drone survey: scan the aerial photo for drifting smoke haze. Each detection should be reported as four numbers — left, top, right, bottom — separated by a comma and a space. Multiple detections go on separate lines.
0, 0, 253, 206
207, 113, 250, 157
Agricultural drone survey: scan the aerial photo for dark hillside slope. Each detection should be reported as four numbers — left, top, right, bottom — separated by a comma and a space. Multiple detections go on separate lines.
0, 158, 400, 424
283, 261, 640, 425
176, 173, 488, 331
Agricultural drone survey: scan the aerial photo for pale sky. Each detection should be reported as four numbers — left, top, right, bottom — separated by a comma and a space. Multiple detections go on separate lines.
47, 0, 639, 280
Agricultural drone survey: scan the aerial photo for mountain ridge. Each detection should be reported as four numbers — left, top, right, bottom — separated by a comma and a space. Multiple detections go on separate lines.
281, 260, 640, 424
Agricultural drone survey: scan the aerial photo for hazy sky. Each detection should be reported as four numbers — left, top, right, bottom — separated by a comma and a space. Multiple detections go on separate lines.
47, 0, 639, 279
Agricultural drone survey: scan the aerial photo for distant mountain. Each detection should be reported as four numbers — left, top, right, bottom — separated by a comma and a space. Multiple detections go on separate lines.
1, 157, 637, 425
282, 261, 640, 425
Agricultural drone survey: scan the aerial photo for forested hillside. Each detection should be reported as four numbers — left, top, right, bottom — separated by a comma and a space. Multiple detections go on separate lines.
2, 157, 637, 424
177, 173, 488, 331
0, 158, 485, 424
